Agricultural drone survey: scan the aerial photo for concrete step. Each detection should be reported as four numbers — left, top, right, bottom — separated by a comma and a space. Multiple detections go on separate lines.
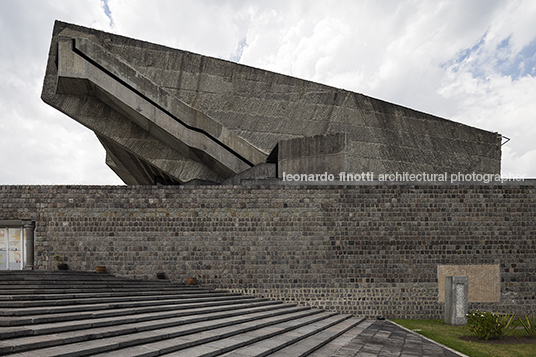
0, 276, 177, 284
0, 287, 206, 296
307, 319, 375, 357
0, 271, 368, 357
91, 309, 330, 357
265, 317, 366, 357
0, 271, 197, 294
0, 296, 274, 327
0, 300, 284, 336
0, 294, 255, 315
3, 306, 323, 356
0, 299, 285, 338
0, 291, 241, 308
0, 288, 217, 302
0, 271, 176, 283
0, 278, 188, 286
0, 284, 193, 291
176, 313, 349, 357
0, 304, 310, 355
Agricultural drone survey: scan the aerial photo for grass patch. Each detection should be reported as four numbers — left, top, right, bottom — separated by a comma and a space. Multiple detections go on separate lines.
390, 319, 536, 357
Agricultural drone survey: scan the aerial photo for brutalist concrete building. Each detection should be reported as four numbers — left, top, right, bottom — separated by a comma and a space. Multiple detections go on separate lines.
42, 21, 501, 186
12, 21, 530, 323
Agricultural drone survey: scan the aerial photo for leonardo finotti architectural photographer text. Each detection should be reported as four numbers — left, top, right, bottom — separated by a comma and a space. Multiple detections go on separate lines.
282, 171, 526, 183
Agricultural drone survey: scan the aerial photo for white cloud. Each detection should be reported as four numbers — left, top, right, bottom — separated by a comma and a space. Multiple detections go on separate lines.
0, 0, 535, 184
0, 0, 119, 184
435, 1, 536, 176
240, 0, 536, 176
106, 0, 252, 60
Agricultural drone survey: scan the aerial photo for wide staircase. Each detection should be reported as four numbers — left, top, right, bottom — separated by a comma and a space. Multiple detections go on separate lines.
0, 271, 372, 356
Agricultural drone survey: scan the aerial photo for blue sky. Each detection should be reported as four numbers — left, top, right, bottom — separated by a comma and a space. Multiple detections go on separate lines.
444, 32, 536, 80
102, 0, 113, 26
0, 0, 535, 184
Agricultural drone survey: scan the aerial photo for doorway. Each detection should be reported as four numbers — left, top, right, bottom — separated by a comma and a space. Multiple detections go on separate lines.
0, 225, 25, 270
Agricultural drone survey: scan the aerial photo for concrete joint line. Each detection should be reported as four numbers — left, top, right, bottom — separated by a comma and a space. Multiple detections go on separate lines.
57, 35, 266, 175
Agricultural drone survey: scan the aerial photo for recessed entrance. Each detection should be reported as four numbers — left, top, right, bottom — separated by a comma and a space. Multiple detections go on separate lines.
0, 222, 26, 270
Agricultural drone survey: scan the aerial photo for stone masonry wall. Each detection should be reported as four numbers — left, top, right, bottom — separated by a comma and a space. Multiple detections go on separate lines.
1, 183, 535, 319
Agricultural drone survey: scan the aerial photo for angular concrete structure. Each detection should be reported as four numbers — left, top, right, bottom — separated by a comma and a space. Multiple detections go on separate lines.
42, 21, 501, 185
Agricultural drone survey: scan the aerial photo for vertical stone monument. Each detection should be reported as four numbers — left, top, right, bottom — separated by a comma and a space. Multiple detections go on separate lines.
445, 275, 468, 325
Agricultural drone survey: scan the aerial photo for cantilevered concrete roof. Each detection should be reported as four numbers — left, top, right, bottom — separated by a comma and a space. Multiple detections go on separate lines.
42, 21, 501, 185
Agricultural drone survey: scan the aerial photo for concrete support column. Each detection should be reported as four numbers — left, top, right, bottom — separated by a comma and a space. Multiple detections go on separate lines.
445, 275, 468, 325
23, 220, 35, 270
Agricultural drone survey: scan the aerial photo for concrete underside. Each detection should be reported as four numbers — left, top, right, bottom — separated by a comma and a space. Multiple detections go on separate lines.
42, 21, 501, 185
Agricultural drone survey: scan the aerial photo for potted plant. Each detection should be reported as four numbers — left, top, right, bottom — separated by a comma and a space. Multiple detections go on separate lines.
54, 255, 68, 270
187, 277, 197, 285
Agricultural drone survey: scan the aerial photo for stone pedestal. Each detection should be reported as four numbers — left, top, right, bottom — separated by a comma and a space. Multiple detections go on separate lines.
445, 275, 468, 325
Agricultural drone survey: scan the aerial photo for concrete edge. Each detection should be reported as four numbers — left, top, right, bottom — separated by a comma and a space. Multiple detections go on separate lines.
387, 320, 470, 357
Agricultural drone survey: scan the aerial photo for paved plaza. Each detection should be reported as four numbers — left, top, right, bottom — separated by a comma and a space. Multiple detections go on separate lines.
332, 320, 465, 357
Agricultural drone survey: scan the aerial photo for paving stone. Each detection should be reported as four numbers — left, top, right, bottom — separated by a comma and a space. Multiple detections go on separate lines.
333, 320, 467, 357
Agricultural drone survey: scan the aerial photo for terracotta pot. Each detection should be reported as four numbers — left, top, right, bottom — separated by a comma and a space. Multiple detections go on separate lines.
96, 266, 106, 274
187, 277, 197, 285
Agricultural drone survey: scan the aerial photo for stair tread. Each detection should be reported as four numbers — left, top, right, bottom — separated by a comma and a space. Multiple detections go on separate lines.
159, 312, 341, 357
8, 338, 117, 357
0, 298, 275, 327
266, 316, 365, 357
1, 305, 304, 354
0, 289, 221, 301
92, 311, 331, 357
213, 314, 353, 357
307, 319, 375, 357
0, 271, 367, 357
0, 295, 257, 315
0, 287, 206, 296
13, 308, 323, 357
0, 292, 240, 308
0, 301, 290, 341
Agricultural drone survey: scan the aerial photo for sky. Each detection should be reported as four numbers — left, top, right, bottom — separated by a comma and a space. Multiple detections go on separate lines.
1, 0, 535, 185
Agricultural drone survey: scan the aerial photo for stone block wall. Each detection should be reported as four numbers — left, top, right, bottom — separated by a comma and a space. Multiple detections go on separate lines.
1, 183, 534, 319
